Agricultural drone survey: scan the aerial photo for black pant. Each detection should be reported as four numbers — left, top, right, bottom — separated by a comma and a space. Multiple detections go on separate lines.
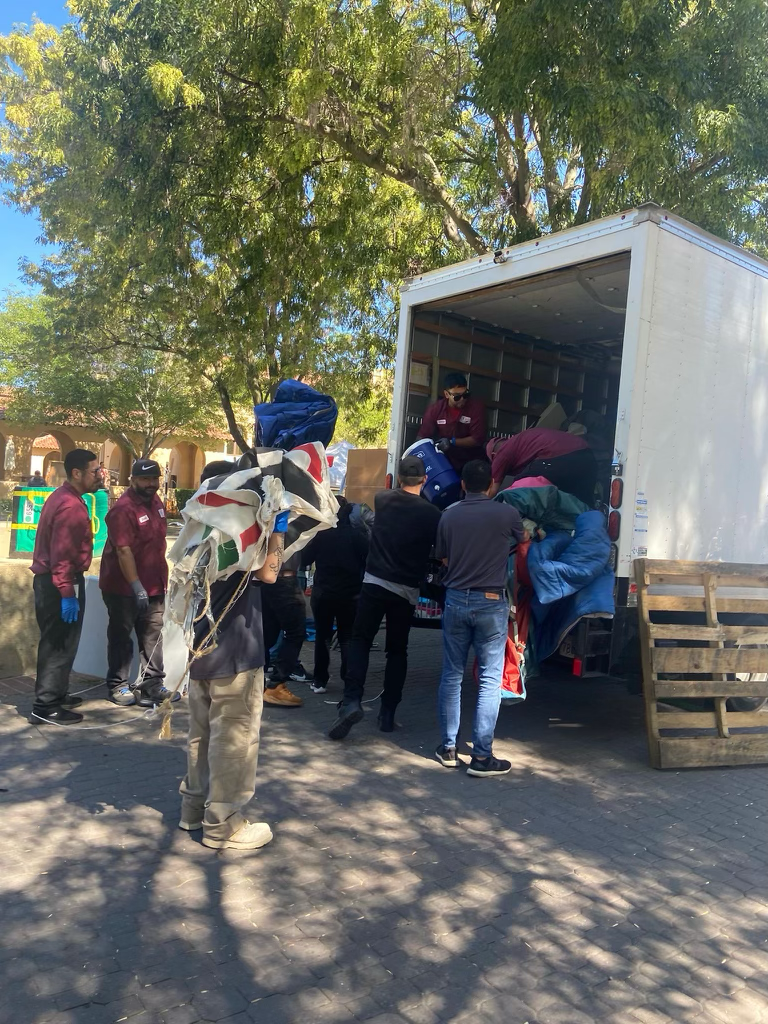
33, 573, 85, 711
262, 575, 306, 687
102, 592, 165, 691
343, 583, 414, 710
311, 592, 358, 685
522, 448, 598, 506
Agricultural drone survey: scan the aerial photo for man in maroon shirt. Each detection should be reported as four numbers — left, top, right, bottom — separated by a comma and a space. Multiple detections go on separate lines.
30, 448, 102, 724
99, 458, 177, 708
487, 426, 597, 504
417, 372, 487, 472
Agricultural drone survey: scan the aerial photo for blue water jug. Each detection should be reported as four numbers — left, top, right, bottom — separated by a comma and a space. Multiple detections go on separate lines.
403, 438, 461, 510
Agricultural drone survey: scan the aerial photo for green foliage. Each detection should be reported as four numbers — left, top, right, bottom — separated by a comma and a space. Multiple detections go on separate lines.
0, 292, 219, 458
334, 370, 393, 448
1, 0, 768, 465
173, 488, 195, 512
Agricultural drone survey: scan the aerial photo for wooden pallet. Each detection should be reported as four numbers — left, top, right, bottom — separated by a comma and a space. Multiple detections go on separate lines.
635, 559, 768, 769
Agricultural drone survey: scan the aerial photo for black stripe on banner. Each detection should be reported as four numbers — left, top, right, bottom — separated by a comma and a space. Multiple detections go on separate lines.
235, 473, 265, 496
285, 514, 322, 547
280, 459, 323, 511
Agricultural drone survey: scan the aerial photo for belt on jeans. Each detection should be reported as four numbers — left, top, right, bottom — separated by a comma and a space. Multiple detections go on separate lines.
449, 587, 505, 594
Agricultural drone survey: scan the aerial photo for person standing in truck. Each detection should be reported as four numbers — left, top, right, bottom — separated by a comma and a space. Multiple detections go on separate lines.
417, 372, 487, 473
486, 427, 597, 505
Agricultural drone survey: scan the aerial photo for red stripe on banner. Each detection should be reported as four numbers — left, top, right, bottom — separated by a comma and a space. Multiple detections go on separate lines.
240, 521, 262, 549
198, 492, 250, 508
294, 443, 323, 483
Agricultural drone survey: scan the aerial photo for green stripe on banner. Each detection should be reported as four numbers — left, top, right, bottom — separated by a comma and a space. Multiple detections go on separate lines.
217, 539, 240, 571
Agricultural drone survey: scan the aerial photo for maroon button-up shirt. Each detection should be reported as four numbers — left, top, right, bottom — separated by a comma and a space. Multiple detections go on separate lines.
30, 481, 93, 597
99, 489, 168, 597
417, 396, 487, 471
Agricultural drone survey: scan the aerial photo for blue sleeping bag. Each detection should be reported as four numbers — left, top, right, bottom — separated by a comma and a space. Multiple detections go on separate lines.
527, 510, 615, 660
255, 380, 338, 450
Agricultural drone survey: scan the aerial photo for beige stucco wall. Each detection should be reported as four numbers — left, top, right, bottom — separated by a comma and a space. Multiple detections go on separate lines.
0, 558, 38, 678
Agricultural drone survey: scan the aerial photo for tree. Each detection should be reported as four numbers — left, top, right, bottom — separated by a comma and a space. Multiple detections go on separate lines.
6, 0, 758, 254
334, 369, 393, 448
0, 8, 443, 453
3, 0, 768, 456
0, 292, 220, 459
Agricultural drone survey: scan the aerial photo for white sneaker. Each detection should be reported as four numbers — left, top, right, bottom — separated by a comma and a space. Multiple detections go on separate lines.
310, 682, 327, 693
202, 821, 273, 850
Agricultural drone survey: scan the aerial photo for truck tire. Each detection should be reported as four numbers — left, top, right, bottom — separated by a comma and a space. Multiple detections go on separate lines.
726, 639, 768, 713
726, 696, 768, 712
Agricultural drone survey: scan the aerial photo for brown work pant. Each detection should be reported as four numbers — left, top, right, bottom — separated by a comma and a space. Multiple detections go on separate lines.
179, 668, 265, 843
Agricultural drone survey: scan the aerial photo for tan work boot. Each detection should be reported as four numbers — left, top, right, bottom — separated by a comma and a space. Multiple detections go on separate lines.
263, 682, 303, 707
202, 821, 273, 850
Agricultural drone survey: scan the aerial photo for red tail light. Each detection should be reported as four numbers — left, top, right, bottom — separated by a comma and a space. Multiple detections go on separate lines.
385, 473, 393, 490
608, 511, 621, 541
610, 478, 623, 509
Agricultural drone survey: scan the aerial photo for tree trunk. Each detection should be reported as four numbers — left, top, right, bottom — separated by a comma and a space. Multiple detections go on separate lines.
214, 378, 250, 452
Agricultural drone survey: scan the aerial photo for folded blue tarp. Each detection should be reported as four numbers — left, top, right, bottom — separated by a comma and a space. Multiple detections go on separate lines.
527, 509, 615, 661
255, 380, 338, 451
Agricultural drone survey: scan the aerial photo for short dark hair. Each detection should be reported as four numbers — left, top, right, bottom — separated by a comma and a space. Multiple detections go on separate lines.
462, 459, 492, 493
444, 372, 467, 391
200, 459, 235, 484
399, 455, 426, 487
64, 448, 98, 477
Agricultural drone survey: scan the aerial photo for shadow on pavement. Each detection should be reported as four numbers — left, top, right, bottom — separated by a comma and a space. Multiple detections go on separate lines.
0, 631, 767, 1024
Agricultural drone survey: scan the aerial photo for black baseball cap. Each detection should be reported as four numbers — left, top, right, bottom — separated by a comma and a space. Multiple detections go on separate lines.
131, 458, 162, 477
399, 455, 426, 478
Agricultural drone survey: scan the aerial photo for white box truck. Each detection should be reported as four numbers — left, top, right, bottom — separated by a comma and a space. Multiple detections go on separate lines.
387, 204, 768, 675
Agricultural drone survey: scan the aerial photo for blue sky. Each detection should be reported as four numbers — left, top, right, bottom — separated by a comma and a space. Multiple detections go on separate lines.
1, 0, 70, 295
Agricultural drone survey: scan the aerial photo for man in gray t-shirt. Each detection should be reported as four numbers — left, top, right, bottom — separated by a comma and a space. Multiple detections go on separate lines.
434, 460, 526, 778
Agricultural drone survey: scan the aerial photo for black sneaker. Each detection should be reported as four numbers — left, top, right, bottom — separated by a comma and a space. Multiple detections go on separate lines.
466, 755, 512, 777
378, 706, 395, 733
61, 694, 83, 709
328, 701, 364, 741
289, 664, 313, 683
31, 706, 83, 725
435, 745, 459, 768
135, 686, 182, 708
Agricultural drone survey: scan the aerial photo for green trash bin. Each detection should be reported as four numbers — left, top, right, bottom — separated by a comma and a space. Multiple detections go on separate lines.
10, 485, 109, 559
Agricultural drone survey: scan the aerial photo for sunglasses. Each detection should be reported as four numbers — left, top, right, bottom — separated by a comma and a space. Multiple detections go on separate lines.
446, 390, 469, 400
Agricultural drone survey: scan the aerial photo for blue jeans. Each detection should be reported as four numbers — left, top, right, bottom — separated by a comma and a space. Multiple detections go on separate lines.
438, 589, 508, 759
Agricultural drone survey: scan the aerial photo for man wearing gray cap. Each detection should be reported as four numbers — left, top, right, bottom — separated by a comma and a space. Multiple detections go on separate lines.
99, 458, 177, 707
329, 455, 441, 740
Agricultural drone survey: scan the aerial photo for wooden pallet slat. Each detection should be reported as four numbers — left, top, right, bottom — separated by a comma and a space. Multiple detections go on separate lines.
651, 647, 768, 674
635, 558, 768, 769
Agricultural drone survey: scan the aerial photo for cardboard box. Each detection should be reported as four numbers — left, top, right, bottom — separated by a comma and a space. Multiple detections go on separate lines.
345, 448, 387, 507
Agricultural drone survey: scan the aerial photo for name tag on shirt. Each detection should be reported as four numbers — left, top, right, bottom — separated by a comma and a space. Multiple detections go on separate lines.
138, 514, 150, 524
158, 508, 165, 518
459, 415, 471, 424
437, 418, 447, 425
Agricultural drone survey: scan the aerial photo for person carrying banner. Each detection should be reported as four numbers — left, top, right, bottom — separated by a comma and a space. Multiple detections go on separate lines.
178, 459, 289, 852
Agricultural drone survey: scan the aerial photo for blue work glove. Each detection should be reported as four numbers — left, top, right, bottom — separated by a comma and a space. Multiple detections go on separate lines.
61, 596, 79, 624
130, 579, 150, 614
274, 510, 290, 534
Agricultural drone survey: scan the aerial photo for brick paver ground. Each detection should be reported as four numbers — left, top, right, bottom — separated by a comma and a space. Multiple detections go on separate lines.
1, 631, 767, 1024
